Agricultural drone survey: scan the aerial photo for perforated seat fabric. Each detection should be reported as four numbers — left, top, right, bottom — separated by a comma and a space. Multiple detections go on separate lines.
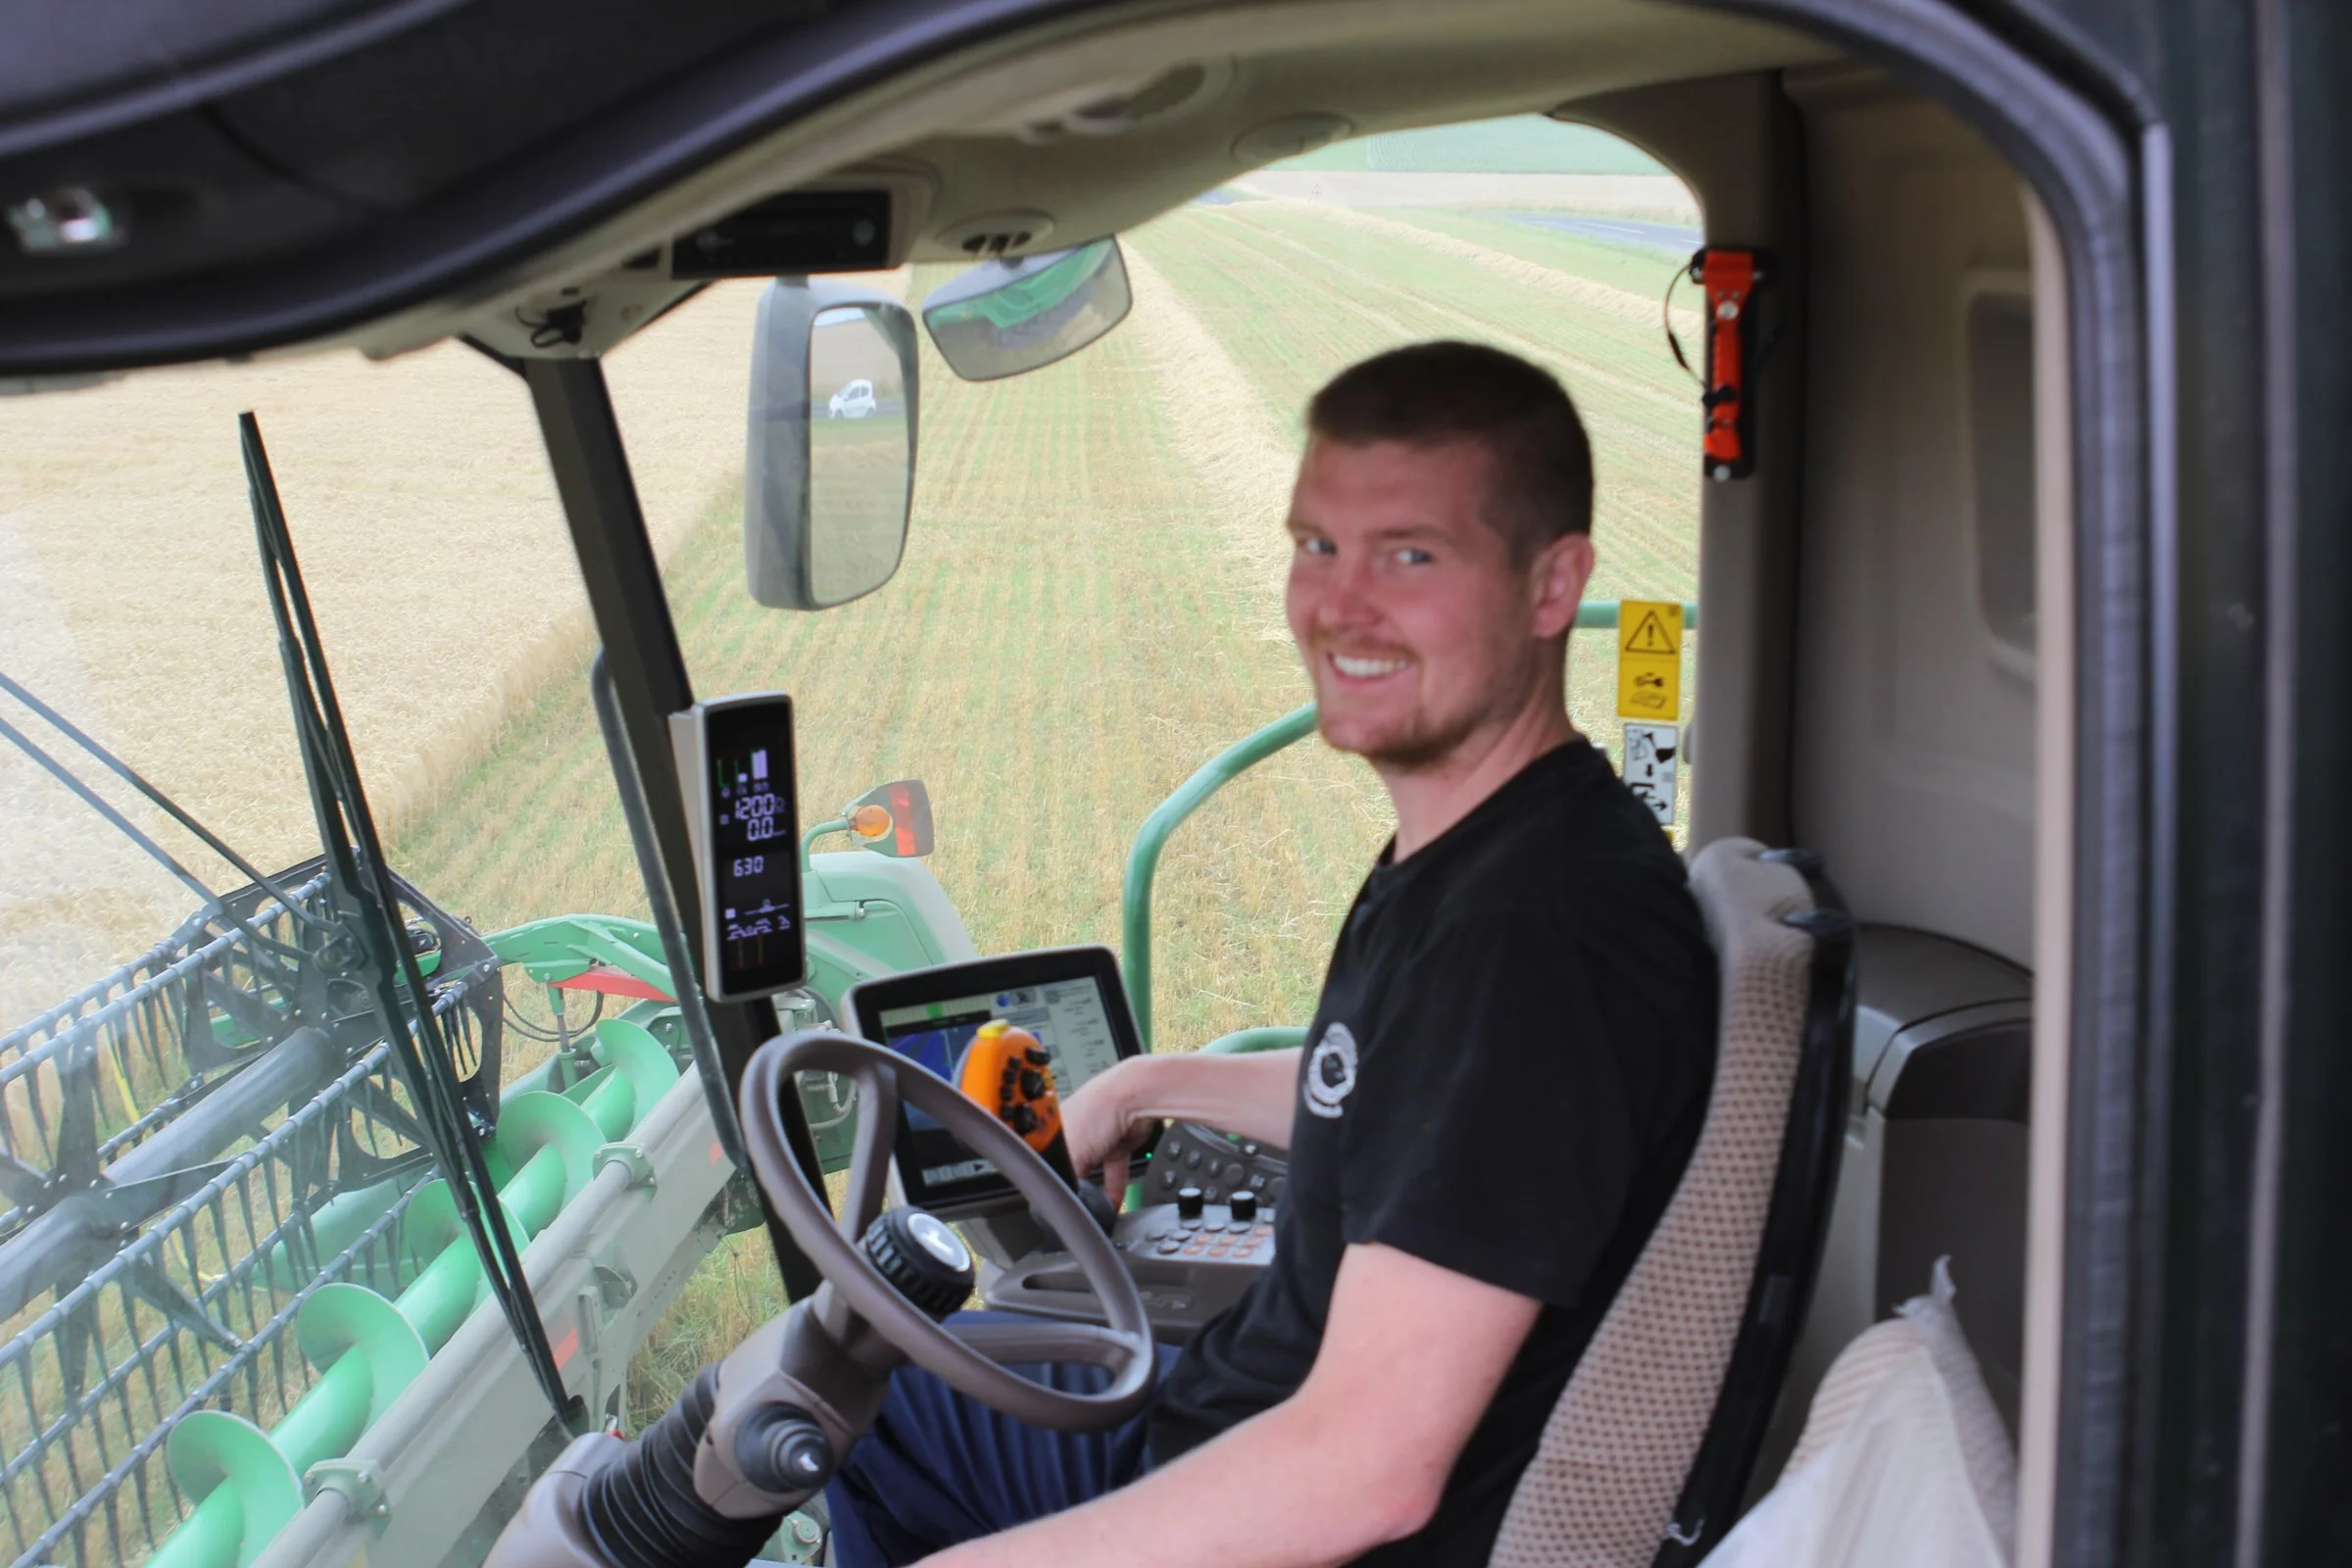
1490, 838, 1816, 1567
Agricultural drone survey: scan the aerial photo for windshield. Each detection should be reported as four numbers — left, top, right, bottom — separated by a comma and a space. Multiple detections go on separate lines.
0, 113, 1698, 1568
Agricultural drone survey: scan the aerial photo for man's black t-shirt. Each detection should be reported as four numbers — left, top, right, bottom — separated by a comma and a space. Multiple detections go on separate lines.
1146, 737, 1718, 1564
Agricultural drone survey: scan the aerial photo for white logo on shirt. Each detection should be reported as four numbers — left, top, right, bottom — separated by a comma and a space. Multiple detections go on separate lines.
1303, 1023, 1358, 1119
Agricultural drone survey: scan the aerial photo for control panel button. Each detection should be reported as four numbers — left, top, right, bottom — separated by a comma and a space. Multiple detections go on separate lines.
1159, 1167, 1177, 1188
1229, 1191, 1258, 1223
1184, 1150, 1202, 1170
1221, 1162, 1246, 1186
1177, 1186, 1204, 1221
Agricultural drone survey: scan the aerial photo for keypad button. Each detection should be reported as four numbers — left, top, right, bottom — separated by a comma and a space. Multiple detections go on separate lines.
1184, 1150, 1201, 1170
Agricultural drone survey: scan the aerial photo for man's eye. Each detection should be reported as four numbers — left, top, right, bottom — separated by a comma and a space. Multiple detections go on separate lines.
1395, 547, 1434, 565
1297, 537, 1336, 557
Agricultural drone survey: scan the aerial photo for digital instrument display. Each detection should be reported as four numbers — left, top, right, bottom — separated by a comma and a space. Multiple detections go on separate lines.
845, 948, 1144, 1212
688, 695, 806, 999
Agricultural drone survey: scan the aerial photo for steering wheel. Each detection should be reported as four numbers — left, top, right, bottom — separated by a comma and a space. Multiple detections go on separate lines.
737, 1030, 1156, 1432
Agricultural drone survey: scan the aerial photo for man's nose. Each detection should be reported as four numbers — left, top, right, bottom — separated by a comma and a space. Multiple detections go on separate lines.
1315, 550, 1380, 627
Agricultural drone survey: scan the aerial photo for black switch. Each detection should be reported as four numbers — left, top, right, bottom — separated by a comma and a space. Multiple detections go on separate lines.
1177, 1186, 1204, 1221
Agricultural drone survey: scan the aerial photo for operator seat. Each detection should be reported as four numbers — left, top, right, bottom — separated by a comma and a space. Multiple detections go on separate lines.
1491, 837, 1855, 1567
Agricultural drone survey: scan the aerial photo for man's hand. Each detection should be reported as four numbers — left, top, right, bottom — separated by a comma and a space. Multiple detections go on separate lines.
1059, 1058, 1157, 1202
1059, 1050, 1301, 1202
916, 1242, 1546, 1567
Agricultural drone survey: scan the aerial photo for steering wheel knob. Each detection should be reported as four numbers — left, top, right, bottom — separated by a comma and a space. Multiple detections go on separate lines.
863, 1207, 974, 1319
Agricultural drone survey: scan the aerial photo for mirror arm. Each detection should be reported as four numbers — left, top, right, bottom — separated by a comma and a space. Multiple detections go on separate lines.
800, 816, 852, 872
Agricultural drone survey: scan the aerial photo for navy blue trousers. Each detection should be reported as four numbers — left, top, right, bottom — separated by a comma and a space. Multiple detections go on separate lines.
823, 1312, 1181, 1567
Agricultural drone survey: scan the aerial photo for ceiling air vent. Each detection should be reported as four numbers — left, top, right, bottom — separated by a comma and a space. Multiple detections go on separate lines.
939, 211, 1054, 258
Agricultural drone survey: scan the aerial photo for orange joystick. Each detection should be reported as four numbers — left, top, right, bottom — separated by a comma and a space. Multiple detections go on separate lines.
956, 1020, 1074, 1181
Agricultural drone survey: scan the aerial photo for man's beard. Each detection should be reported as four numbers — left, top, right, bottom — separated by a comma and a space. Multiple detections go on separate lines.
1319, 657, 1536, 774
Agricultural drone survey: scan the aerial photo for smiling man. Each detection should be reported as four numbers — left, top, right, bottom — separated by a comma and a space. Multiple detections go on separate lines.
826, 341, 1718, 1567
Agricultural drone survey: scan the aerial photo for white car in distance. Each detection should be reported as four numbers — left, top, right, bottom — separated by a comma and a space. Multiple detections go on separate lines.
828, 378, 877, 418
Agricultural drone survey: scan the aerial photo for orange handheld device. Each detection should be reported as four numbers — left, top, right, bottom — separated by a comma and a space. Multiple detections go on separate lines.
956, 1020, 1076, 1181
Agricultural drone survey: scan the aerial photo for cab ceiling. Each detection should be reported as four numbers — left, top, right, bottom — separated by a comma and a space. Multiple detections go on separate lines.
0, 0, 1837, 375
877, 1, 1837, 264
412, 0, 1836, 361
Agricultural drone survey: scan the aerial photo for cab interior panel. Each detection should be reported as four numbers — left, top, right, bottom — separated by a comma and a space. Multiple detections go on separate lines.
1782, 64, 2036, 971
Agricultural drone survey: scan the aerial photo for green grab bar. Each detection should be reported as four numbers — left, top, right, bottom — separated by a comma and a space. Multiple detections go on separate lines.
1201, 1027, 1309, 1056
1118, 599, 1693, 1048
1122, 705, 1318, 1049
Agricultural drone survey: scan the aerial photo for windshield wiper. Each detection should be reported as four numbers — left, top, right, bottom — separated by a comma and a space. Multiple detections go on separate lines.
240, 412, 585, 1435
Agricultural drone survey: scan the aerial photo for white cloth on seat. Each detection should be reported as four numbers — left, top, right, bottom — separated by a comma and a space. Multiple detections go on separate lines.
1701, 1259, 2017, 1568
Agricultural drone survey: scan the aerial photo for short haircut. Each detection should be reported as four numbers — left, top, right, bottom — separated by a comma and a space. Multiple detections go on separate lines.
1305, 341, 1593, 557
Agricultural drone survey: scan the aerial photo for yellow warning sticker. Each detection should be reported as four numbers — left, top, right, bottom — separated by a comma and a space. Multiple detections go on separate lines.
1616, 601, 1684, 720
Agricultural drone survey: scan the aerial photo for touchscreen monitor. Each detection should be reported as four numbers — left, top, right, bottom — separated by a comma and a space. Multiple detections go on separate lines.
845, 947, 1142, 1211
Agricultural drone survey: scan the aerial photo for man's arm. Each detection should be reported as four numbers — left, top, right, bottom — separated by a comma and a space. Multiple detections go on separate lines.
1062, 1049, 1298, 1200
917, 1242, 1544, 1568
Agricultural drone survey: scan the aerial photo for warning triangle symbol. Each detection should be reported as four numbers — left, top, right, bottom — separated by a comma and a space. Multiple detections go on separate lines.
1625, 609, 1677, 654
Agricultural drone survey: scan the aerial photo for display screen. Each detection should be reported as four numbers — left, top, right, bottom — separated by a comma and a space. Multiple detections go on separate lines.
847, 949, 1142, 1210
702, 698, 805, 997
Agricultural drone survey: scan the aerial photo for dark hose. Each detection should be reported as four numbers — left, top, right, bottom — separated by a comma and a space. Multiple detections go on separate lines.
579, 1365, 782, 1568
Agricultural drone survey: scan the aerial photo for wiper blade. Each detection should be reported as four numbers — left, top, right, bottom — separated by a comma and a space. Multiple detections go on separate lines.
239, 411, 583, 1434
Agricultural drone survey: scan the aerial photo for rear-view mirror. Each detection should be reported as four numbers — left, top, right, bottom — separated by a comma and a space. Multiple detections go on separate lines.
746, 279, 919, 609
921, 238, 1132, 381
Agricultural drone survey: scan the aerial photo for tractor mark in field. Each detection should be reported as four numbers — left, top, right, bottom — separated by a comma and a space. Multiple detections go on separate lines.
1201, 213, 1696, 452
1121, 246, 1300, 642
1247, 201, 1700, 338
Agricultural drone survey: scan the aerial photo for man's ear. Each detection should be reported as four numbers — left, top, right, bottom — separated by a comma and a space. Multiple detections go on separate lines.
1528, 532, 1595, 639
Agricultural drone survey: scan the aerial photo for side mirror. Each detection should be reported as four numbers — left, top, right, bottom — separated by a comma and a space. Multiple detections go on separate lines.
842, 779, 934, 858
803, 779, 935, 868
746, 279, 919, 609
920, 238, 1132, 382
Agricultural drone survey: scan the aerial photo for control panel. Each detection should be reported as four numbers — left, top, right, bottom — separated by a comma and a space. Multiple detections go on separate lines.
982, 1191, 1275, 1343
1138, 1121, 1288, 1209
956, 1020, 1066, 1154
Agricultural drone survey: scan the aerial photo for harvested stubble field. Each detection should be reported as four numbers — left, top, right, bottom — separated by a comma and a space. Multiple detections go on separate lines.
1, 197, 1704, 1429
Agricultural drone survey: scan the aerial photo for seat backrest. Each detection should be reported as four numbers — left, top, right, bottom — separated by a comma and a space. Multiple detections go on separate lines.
1490, 838, 1854, 1568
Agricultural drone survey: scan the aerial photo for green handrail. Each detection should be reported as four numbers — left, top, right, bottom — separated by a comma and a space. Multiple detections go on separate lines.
1121, 704, 1317, 1049
1118, 599, 1694, 1048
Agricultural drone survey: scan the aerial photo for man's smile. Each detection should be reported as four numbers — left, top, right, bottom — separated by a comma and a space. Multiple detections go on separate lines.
1326, 650, 1412, 682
